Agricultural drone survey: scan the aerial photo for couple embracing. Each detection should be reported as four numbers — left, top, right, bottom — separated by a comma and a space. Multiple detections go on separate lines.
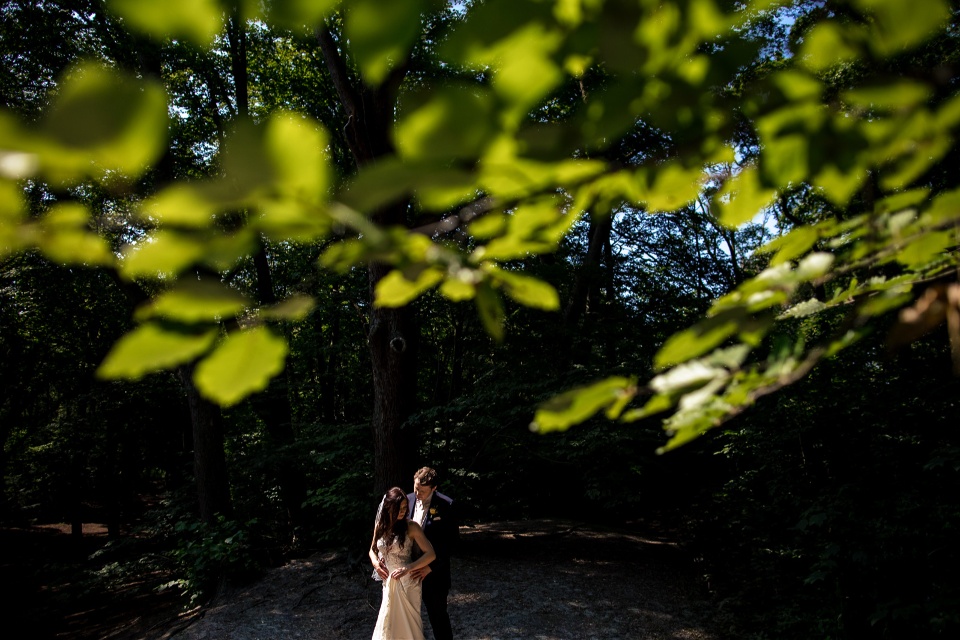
369, 467, 457, 640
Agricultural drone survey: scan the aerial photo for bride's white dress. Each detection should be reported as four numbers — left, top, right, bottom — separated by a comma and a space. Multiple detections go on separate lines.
372, 535, 423, 640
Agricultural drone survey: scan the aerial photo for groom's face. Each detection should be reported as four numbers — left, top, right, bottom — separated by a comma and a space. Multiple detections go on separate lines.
413, 479, 436, 502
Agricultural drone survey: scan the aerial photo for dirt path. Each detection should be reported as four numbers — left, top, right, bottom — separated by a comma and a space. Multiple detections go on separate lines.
148, 520, 724, 640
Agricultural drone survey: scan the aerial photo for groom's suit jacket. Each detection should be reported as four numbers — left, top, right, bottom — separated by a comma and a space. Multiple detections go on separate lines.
407, 491, 458, 586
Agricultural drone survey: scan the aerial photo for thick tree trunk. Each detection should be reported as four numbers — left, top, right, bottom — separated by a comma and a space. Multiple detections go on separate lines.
179, 365, 232, 524
317, 23, 419, 493
368, 260, 420, 493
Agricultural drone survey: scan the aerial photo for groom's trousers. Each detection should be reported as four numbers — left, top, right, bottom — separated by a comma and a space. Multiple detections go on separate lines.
423, 573, 453, 640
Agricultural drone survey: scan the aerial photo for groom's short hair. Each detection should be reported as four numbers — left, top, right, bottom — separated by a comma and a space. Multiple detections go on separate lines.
414, 466, 438, 487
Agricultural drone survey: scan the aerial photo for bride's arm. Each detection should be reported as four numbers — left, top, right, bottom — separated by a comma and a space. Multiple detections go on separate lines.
391, 522, 436, 577
370, 530, 388, 579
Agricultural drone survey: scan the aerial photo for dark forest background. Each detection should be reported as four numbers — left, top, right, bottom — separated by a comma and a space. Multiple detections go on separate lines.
3, 1, 960, 639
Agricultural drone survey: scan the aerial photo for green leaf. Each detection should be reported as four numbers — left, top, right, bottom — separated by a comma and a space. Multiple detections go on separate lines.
0, 179, 26, 256
194, 327, 289, 407
855, 0, 950, 56
474, 198, 566, 260
108, 0, 223, 47
97, 324, 218, 380
795, 252, 835, 281
493, 24, 563, 116
136, 280, 249, 323
650, 360, 724, 395
639, 163, 705, 213
439, 277, 476, 302
895, 230, 955, 268
201, 229, 258, 272
655, 310, 742, 369
621, 393, 674, 422
531, 376, 635, 433
120, 231, 206, 279
343, 159, 473, 213
859, 289, 913, 318
760, 226, 819, 266
716, 166, 777, 228
843, 81, 932, 112
374, 267, 445, 307
780, 298, 827, 319
264, 112, 330, 205
268, 0, 341, 32
260, 295, 316, 321
141, 185, 216, 228
395, 85, 495, 161
799, 21, 863, 72
814, 163, 865, 206
475, 280, 505, 341
37, 202, 113, 266
345, 0, 424, 85
39, 63, 167, 182
493, 269, 560, 310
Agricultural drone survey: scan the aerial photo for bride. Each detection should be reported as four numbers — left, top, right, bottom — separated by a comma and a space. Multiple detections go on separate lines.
370, 487, 436, 640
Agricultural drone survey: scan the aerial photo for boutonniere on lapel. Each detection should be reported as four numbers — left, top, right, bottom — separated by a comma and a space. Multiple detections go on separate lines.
429, 506, 439, 520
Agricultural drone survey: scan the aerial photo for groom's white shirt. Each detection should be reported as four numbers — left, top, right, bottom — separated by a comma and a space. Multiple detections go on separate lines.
407, 491, 452, 525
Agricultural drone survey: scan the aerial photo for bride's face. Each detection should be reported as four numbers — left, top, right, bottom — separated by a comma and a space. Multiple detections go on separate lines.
397, 500, 408, 521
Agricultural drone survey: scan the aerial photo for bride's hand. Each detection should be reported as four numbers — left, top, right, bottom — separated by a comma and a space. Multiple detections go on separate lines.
390, 566, 409, 579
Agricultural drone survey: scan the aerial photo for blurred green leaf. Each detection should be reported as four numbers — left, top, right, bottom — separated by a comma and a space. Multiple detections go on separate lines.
39, 63, 167, 182
395, 85, 495, 161
760, 226, 819, 266
268, 0, 342, 32
531, 376, 635, 433
639, 163, 705, 212
194, 327, 289, 406
260, 295, 316, 321
716, 166, 777, 228
345, 0, 424, 85
264, 112, 330, 205
843, 81, 932, 112
655, 310, 742, 369
895, 230, 955, 268
799, 21, 862, 72
439, 276, 476, 302
37, 202, 113, 266
97, 324, 218, 380
374, 267, 444, 307
855, 0, 949, 55
141, 185, 216, 228
120, 231, 206, 279
109, 0, 223, 46
493, 269, 560, 310
780, 298, 827, 319
0, 179, 25, 256
135, 279, 249, 322
475, 280, 505, 341
201, 229, 258, 272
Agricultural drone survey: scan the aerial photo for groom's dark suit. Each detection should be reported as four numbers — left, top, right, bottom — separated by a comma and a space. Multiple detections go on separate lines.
408, 490, 457, 640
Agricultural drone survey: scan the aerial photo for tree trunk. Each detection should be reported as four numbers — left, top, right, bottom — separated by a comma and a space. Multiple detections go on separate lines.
368, 260, 420, 493
317, 23, 419, 493
178, 365, 232, 524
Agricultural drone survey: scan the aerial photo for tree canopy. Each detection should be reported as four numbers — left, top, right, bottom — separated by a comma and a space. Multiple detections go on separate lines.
3, 0, 957, 452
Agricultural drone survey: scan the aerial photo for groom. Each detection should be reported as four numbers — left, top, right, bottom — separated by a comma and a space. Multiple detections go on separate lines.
407, 467, 457, 640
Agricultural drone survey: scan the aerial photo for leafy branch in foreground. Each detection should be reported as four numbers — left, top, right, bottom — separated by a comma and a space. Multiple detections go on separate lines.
1, 0, 958, 450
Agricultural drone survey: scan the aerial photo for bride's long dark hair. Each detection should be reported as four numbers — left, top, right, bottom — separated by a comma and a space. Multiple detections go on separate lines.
372, 487, 409, 554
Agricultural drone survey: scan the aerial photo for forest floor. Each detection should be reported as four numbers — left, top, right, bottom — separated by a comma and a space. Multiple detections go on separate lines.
4, 519, 731, 640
